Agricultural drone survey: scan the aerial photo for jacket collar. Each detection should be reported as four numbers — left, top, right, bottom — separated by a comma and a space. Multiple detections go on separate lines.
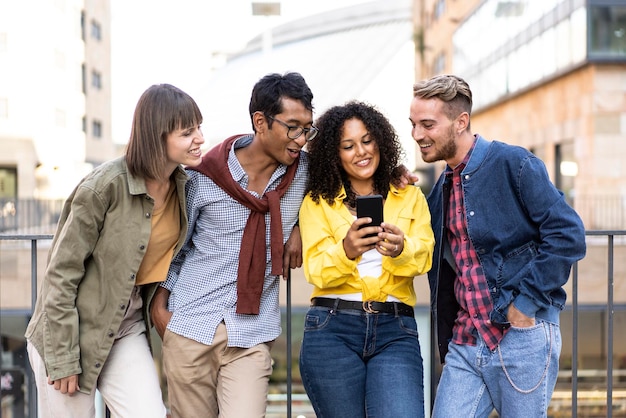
462, 134, 491, 174
124, 158, 187, 196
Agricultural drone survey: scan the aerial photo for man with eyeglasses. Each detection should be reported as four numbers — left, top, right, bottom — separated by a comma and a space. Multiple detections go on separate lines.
151, 71, 416, 417
150, 72, 316, 417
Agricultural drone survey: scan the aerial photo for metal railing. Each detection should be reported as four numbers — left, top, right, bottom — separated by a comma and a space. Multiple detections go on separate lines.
569, 230, 625, 417
0, 233, 52, 418
1, 230, 624, 417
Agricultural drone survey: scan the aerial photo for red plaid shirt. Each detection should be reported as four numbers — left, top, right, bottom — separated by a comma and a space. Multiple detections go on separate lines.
446, 146, 505, 351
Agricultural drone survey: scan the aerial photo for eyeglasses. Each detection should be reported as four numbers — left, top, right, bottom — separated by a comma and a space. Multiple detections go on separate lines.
265, 114, 318, 142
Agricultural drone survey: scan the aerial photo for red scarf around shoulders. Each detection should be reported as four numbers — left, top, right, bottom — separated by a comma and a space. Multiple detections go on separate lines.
188, 134, 299, 314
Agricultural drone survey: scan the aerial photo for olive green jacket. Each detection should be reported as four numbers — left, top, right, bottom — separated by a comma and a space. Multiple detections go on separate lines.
25, 157, 188, 394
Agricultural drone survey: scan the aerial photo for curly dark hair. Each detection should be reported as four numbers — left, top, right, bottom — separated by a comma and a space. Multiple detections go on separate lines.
306, 101, 405, 206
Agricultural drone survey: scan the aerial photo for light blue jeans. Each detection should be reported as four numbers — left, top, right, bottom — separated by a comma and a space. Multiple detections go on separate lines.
432, 320, 561, 418
299, 305, 425, 418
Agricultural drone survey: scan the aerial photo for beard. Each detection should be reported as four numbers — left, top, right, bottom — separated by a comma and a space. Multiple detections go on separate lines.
420, 124, 457, 163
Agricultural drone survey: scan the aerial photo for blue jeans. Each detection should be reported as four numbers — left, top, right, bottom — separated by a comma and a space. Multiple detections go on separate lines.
299, 305, 425, 418
432, 321, 561, 418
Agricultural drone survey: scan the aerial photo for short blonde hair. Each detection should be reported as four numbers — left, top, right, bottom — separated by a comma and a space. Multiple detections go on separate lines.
413, 74, 472, 122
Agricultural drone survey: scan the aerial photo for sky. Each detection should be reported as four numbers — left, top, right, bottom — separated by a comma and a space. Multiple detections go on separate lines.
110, 0, 368, 143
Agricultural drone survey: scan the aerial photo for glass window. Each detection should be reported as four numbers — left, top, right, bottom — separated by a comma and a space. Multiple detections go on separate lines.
90, 20, 101, 41
589, 4, 626, 58
92, 120, 102, 138
453, 0, 589, 110
92, 70, 102, 89
81, 11, 85, 40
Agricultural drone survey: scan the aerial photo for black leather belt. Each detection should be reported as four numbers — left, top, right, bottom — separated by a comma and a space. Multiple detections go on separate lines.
311, 297, 414, 317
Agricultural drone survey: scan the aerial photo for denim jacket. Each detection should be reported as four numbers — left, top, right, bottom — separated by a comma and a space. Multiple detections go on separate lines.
427, 135, 586, 361
25, 157, 189, 393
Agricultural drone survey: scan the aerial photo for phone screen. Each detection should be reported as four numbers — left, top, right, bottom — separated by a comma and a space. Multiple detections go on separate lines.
356, 195, 383, 238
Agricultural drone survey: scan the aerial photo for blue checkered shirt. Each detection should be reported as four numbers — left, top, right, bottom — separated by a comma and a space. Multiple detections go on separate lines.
162, 135, 308, 348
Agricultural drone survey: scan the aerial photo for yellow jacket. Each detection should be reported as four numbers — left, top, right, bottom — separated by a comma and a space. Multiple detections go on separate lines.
299, 184, 435, 306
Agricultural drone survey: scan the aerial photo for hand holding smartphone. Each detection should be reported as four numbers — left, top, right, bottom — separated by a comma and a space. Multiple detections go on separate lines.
356, 195, 383, 238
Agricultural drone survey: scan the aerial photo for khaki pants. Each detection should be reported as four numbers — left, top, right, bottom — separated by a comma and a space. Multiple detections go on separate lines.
163, 322, 273, 418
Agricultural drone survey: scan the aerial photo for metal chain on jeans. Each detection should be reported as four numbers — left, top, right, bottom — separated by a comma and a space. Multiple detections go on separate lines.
497, 322, 553, 394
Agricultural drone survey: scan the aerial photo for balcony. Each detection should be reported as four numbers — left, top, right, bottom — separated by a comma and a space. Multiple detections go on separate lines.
1, 230, 624, 417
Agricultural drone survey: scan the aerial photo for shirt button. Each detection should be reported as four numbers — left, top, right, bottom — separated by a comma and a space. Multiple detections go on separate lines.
120, 304, 126, 310
95, 362, 101, 368
145, 213, 151, 218
129, 273, 136, 280
469, 211, 475, 216
139, 245, 145, 250
108, 331, 114, 338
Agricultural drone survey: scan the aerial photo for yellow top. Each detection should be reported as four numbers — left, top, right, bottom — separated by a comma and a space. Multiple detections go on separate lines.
136, 185, 180, 285
299, 184, 435, 306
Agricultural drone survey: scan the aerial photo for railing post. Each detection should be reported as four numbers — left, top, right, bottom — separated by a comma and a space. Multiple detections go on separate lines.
286, 268, 292, 417
28, 238, 39, 418
607, 234, 614, 418
572, 261, 579, 417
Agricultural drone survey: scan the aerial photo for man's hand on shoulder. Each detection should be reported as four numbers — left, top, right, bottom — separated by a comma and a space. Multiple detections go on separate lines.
394, 165, 419, 189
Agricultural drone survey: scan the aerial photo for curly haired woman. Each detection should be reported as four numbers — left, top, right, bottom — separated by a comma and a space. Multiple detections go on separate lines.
298, 101, 435, 418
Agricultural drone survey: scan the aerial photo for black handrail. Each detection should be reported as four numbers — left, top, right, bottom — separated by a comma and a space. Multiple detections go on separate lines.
1, 231, 624, 417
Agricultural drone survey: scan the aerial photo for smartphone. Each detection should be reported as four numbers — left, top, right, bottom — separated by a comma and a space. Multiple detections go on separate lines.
356, 195, 383, 238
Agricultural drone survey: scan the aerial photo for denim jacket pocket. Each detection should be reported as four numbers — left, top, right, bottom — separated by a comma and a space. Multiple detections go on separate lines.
492, 241, 539, 322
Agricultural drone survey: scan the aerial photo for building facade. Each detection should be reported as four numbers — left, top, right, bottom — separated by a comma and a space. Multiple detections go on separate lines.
0, 0, 114, 204
414, 0, 626, 230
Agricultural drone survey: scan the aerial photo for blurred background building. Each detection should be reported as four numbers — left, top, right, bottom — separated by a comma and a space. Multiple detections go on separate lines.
414, 0, 626, 232
0, 0, 115, 203
1, 0, 625, 416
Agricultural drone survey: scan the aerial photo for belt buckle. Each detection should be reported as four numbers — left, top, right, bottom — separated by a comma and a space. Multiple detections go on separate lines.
362, 301, 379, 314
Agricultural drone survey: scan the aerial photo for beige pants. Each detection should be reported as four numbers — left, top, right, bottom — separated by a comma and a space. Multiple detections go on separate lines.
163, 322, 273, 418
27, 286, 167, 418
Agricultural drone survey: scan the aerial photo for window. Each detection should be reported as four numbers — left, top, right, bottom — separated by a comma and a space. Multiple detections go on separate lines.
92, 120, 102, 138
81, 11, 85, 40
81, 64, 86, 94
91, 19, 101, 41
589, 4, 626, 59
555, 142, 577, 206
92, 70, 102, 90
0, 167, 17, 198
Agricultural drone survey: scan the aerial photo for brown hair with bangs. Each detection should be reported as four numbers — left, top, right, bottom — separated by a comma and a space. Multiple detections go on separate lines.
125, 84, 203, 180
